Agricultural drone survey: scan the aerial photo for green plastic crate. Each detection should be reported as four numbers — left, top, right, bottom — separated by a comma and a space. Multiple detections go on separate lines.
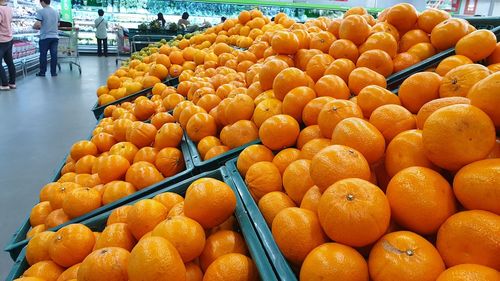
4, 134, 194, 261
91, 77, 179, 119
6, 167, 278, 281
185, 131, 261, 172
226, 158, 298, 281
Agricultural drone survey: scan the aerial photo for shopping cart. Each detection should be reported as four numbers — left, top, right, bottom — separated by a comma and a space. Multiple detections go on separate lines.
116, 26, 130, 66
57, 26, 82, 75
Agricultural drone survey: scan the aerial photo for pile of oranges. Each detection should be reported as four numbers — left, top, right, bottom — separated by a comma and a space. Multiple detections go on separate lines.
19, 179, 261, 281
27, 115, 187, 238
17, 3, 500, 281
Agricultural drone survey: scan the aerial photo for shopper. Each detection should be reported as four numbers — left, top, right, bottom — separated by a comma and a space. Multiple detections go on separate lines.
157, 12, 166, 28
33, 0, 59, 77
95, 9, 108, 57
178, 12, 190, 27
0, 0, 15, 90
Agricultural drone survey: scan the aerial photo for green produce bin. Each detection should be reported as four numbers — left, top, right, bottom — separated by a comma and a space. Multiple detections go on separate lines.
4, 133, 194, 261
6, 167, 278, 281
226, 158, 298, 281
91, 76, 179, 119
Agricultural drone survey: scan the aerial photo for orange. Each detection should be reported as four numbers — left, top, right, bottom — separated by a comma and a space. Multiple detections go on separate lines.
203, 254, 259, 281
339, 15, 370, 45
62, 187, 101, 218
385, 129, 438, 177
186, 113, 217, 142
272, 67, 310, 101
296, 125, 322, 149
348, 67, 387, 95
387, 167, 456, 234
369, 231, 445, 281
398, 72, 442, 113
26, 225, 46, 239
152, 216, 205, 262
369, 104, 416, 142
200, 230, 248, 271
95, 154, 130, 184
94, 222, 136, 251
282, 159, 315, 205
258, 191, 296, 226
185, 262, 203, 281
106, 205, 131, 226
310, 145, 371, 192
272, 148, 301, 175
324, 58, 356, 83
128, 237, 185, 281
314, 75, 350, 100
56, 262, 80, 281
417, 8, 450, 33
453, 159, 500, 215
127, 199, 168, 240
49, 224, 95, 267
398, 29, 430, 52
393, 52, 421, 73
91, 133, 116, 153
371, 22, 400, 41
431, 18, 468, 50
219, 120, 258, 149
416, 97, 471, 129
44, 209, 70, 229
133, 147, 158, 164
70, 140, 98, 162
317, 99, 363, 138
437, 210, 500, 269
30, 201, 53, 227
204, 145, 230, 160
300, 186, 322, 214
318, 178, 390, 247
282, 86, 317, 123
126, 121, 157, 148
252, 97, 282, 127
306, 54, 335, 82
272, 207, 326, 265
22, 261, 65, 281
309, 31, 336, 53
125, 161, 164, 189
245, 161, 282, 200
154, 122, 183, 150
271, 30, 299, 55
455, 29, 497, 62
357, 85, 401, 118
386, 3, 418, 32
436, 264, 500, 281
259, 114, 300, 150
439, 64, 490, 98
237, 144, 274, 177
357, 49, 394, 77
408, 42, 436, 60
422, 104, 495, 171
26, 231, 56, 266
467, 72, 500, 128
332, 117, 385, 164
300, 243, 369, 281
259, 59, 289, 90
435, 55, 473, 76
329, 39, 359, 62
359, 32, 398, 58
302, 97, 335, 126
184, 178, 236, 229
77, 247, 130, 281
299, 138, 331, 160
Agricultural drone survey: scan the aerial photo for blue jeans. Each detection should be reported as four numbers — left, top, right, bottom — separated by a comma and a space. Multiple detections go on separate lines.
39, 38, 58, 75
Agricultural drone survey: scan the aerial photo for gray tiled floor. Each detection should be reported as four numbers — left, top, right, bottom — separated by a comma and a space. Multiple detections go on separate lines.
0, 56, 116, 277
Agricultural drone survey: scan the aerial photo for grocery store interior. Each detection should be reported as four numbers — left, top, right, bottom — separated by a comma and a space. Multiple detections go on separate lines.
1, 0, 499, 279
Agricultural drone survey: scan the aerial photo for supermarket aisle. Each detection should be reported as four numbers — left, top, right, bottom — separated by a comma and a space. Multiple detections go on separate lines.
0, 56, 115, 276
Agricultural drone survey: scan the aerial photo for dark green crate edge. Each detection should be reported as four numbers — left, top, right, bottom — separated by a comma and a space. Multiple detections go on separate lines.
4, 134, 194, 261
226, 158, 298, 281
6, 167, 278, 281
184, 130, 261, 172
91, 76, 179, 119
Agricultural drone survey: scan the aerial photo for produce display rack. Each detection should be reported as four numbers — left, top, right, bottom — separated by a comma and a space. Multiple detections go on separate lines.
226, 158, 297, 281
91, 76, 179, 119
4, 129, 194, 261
6, 167, 278, 281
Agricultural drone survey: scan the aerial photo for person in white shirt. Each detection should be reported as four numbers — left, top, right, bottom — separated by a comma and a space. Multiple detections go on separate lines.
94, 9, 108, 57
